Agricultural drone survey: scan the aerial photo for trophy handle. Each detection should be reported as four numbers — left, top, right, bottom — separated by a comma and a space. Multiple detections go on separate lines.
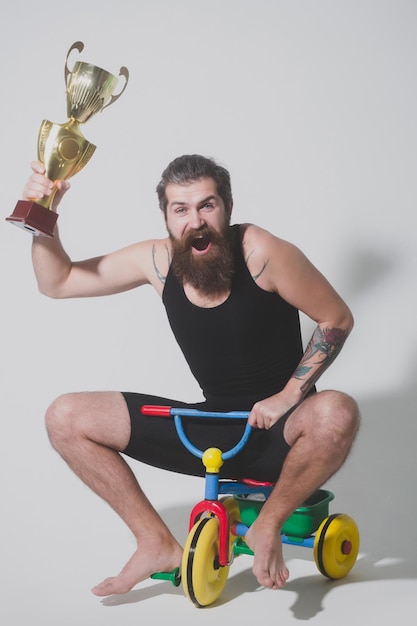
101, 66, 130, 111
64, 41, 85, 84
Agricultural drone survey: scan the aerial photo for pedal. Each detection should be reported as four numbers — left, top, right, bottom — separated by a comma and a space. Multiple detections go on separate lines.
150, 567, 181, 587
233, 538, 254, 556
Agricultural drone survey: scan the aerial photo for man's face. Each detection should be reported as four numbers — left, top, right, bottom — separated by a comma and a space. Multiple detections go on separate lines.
164, 177, 234, 295
165, 177, 231, 246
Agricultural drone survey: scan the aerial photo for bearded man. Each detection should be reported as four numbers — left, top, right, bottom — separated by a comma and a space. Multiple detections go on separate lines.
22, 154, 359, 595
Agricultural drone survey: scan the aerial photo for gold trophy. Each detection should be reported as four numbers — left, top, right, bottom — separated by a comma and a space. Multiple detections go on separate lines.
6, 41, 129, 237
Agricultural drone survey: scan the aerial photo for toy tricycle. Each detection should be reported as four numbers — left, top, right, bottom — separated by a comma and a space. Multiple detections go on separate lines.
142, 405, 360, 607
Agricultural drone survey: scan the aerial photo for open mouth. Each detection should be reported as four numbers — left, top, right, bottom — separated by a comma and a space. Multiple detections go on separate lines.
192, 233, 211, 252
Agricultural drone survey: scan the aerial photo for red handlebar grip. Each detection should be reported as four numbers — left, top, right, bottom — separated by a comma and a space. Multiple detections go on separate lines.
141, 405, 172, 416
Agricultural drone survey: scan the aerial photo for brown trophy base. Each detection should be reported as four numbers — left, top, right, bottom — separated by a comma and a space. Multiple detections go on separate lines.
6, 200, 58, 237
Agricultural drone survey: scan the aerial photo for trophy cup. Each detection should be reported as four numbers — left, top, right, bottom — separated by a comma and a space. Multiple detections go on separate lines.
6, 41, 129, 237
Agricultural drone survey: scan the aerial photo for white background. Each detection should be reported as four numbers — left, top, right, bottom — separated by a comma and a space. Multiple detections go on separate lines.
1, 1, 416, 624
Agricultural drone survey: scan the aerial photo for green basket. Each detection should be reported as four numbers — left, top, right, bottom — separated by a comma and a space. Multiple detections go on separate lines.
234, 489, 334, 539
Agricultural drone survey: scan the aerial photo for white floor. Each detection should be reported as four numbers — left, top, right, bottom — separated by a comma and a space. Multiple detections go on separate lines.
2, 388, 416, 625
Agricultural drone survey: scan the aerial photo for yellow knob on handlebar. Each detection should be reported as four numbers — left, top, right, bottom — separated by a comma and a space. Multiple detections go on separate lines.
202, 447, 223, 473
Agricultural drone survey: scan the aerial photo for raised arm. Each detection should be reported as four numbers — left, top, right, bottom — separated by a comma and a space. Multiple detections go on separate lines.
24, 162, 169, 299
243, 225, 354, 428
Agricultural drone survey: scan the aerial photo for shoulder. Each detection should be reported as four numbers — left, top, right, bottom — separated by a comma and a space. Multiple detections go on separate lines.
108, 236, 172, 296
136, 236, 172, 294
237, 224, 352, 325
149, 237, 172, 281
240, 223, 297, 249
239, 223, 303, 287
114, 236, 171, 266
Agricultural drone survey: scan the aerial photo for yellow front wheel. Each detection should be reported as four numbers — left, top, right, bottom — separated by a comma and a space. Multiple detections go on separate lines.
181, 516, 230, 607
314, 513, 360, 579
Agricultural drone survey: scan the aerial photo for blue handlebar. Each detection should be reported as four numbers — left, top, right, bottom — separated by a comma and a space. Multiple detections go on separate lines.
169, 408, 252, 460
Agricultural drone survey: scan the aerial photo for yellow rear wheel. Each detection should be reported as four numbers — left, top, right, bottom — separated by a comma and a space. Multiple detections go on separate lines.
314, 513, 360, 579
181, 516, 230, 607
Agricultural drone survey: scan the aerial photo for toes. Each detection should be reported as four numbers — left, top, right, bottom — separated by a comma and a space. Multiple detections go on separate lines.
255, 567, 289, 589
91, 577, 128, 597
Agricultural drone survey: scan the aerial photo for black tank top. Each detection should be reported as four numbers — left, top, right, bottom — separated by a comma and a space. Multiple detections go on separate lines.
162, 224, 304, 410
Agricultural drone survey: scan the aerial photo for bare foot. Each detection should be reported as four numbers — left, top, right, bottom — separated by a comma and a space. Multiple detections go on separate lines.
245, 521, 289, 589
92, 538, 183, 596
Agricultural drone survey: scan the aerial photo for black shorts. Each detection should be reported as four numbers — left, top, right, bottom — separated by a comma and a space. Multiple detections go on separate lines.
122, 392, 293, 483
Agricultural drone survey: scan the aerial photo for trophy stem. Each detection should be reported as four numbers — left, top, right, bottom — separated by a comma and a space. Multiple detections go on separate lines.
36, 186, 59, 210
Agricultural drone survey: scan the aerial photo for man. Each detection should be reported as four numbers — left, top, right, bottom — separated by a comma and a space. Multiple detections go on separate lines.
23, 154, 359, 595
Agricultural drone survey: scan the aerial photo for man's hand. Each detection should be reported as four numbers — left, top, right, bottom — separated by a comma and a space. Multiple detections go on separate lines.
248, 392, 298, 430
23, 161, 70, 212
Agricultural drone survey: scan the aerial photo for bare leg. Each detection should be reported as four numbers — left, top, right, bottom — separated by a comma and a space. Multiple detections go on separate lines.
245, 390, 360, 589
45, 391, 183, 596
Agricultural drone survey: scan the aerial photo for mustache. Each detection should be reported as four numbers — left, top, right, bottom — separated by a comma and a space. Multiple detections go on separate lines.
182, 224, 215, 247
170, 224, 221, 255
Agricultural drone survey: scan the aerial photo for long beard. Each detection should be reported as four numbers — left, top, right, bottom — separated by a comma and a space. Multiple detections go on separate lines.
170, 224, 235, 296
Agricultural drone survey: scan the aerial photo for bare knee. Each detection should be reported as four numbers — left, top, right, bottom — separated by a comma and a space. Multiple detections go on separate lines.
286, 390, 360, 452
327, 391, 360, 437
45, 393, 82, 451
312, 390, 360, 452
45, 391, 131, 453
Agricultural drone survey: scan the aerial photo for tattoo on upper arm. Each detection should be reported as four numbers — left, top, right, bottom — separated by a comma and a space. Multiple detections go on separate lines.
246, 249, 269, 282
294, 325, 348, 392
152, 243, 171, 285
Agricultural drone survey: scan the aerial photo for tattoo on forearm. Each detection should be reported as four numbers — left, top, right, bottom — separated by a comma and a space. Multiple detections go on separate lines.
294, 325, 348, 393
152, 243, 171, 284
246, 249, 269, 281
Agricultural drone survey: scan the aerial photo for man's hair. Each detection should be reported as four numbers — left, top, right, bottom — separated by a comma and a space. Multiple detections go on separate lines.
156, 154, 233, 215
